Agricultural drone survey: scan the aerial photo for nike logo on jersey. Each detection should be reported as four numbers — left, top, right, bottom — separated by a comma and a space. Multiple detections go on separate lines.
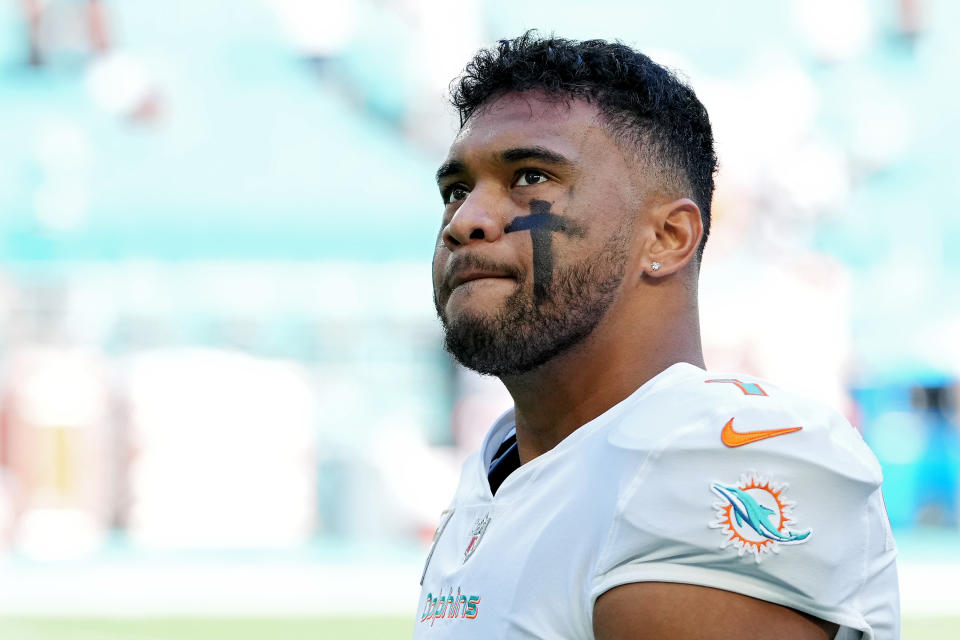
720, 418, 802, 447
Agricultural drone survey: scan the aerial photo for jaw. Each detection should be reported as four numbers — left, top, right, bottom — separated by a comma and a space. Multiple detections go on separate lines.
440, 277, 520, 324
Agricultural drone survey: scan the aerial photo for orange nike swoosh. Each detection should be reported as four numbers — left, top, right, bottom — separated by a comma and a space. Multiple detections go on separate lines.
720, 418, 803, 447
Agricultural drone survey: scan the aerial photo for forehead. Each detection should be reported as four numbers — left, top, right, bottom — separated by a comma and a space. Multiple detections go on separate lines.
447, 92, 612, 161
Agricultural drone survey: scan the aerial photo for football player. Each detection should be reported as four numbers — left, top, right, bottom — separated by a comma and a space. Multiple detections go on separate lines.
418, 32, 898, 640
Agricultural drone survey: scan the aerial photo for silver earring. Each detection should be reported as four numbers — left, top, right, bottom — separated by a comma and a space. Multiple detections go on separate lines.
650, 261, 661, 272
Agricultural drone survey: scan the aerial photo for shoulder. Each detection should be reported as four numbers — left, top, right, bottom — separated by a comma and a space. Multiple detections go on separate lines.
590, 366, 894, 634
606, 366, 881, 488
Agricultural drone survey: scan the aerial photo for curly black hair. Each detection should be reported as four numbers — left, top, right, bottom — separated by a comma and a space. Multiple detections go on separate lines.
450, 31, 717, 261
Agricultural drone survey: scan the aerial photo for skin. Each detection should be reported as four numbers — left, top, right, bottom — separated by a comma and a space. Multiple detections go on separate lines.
433, 90, 703, 460
432, 90, 838, 639
594, 582, 840, 640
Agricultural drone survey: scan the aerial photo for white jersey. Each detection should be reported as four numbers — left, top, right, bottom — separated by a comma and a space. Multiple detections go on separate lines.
414, 363, 899, 639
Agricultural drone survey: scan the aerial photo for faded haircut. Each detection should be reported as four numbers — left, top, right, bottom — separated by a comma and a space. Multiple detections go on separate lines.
450, 31, 717, 261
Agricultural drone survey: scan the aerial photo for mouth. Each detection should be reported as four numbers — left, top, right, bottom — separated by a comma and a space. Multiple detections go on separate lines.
448, 271, 516, 292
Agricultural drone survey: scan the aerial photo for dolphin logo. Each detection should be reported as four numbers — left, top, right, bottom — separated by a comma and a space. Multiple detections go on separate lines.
711, 483, 810, 544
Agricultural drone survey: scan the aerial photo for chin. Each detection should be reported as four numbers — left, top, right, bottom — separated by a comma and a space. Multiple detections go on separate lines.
444, 283, 513, 317
440, 302, 496, 334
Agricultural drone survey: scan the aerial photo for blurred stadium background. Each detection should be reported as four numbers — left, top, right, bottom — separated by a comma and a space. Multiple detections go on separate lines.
0, 0, 957, 638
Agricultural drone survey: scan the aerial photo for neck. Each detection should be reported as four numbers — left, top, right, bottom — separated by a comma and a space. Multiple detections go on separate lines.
500, 287, 703, 464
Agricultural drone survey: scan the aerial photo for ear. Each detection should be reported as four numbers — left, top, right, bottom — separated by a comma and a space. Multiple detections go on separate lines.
643, 198, 703, 277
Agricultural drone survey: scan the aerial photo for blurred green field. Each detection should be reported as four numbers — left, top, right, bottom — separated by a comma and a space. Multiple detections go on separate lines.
0, 616, 954, 639
0, 617, 415, 640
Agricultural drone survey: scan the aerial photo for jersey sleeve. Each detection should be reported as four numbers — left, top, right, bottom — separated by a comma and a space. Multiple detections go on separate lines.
590, 380, 899, 639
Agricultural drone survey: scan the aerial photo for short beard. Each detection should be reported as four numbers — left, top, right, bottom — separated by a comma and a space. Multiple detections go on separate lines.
435, 239, 628, 377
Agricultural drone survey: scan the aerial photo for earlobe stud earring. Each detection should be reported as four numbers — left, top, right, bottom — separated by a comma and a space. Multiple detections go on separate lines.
650, 261, 661, 272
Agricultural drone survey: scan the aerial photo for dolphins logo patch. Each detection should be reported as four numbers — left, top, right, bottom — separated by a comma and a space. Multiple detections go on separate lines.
709, 474, 811, 562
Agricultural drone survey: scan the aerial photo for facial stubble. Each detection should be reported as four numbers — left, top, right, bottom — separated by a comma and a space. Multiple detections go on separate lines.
435, 231, 628, 377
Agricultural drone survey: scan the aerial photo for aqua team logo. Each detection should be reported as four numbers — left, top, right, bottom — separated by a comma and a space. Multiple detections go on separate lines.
709, 474, 811, 562
420, 587, 481, 626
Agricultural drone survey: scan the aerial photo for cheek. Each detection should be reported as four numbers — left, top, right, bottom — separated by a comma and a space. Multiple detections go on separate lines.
432, 248, 448, 288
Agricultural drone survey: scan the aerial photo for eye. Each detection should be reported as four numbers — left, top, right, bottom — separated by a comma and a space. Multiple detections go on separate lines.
443, 184, 470, 204
515, 169, 549, 187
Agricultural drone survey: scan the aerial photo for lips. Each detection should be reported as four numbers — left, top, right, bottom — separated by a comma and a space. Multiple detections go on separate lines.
448, 269, 515, 291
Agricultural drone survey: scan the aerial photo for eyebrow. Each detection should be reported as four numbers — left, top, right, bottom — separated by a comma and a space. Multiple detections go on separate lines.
499, 146, 574, 167
435, 160, 465, 184
435, 146, 575, 185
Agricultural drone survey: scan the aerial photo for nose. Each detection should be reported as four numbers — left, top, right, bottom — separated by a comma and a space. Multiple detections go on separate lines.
441, 188, 505, 251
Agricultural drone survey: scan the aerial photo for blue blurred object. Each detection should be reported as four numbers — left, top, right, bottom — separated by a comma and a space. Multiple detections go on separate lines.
855, 378, 960, 529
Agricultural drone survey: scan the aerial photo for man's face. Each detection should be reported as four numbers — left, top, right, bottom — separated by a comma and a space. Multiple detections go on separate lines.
432, 92, 641, 376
